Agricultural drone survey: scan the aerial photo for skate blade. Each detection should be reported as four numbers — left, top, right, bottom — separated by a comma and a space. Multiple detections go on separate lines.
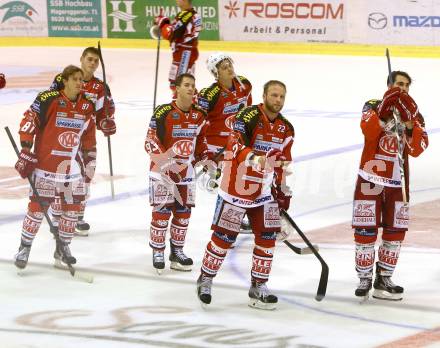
356, 293, 370, 304
54, 259, 69, 270
74, 230, 89, 237
248, 298, 277, 311
155, 268, 164, 275
170, 262, 192, 272
372, 289, 403, 301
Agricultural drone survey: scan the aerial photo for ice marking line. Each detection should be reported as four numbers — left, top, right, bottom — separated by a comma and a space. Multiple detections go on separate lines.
0, 175, 21, 183
227, 236, 429, 331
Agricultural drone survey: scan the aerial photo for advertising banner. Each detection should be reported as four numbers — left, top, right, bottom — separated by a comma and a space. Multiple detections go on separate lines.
107, 0, 219, 40
219, 0, 346, 43
0, 0, 48, 36
347, 0, 440, 45
47, 0, 102, 38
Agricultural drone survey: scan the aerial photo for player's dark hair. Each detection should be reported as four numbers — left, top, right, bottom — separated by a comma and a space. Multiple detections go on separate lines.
263, 80, 286, 94
61, 65, 83, 81
175, 73, 195, 87
387, 71, 412, 86
81, 46, 99, 58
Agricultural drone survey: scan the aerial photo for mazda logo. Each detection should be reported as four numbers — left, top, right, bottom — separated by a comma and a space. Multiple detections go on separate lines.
368, 12, 387, 29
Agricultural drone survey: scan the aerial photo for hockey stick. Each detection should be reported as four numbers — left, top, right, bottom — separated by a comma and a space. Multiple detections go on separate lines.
152, 21, 161, 110
385, 48, 408, 204
195, 146, 226, 180
5, 126, 94, 283
281, 209, 328, 301
97, 41, 115, 199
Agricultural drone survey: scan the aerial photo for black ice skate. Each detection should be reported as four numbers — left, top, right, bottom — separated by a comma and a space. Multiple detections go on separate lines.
248, 281, 278, 310
372, 274, 404, 301
75, 219, 90, 236
355, 278, 372, 301
15, 242, 31, 270
54, 241, 77, 270
152, 249, 165, 275
169, 243, 193, 271
197, 274, 213, 307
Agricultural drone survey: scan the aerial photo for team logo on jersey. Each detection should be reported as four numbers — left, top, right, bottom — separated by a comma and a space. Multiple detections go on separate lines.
58, 131, 80, 149
225, 115, 235, 130
379, 135, 398, 154
172, 140, 194, 156
56, 117, 83, 129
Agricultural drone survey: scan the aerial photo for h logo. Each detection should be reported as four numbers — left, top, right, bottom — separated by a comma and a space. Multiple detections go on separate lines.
109, 1, 137, 32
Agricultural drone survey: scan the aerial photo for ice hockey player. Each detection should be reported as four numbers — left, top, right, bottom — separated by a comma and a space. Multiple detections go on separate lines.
153, 0, 201, 95
197, 80, 293, 310
49, 46, 116, 236
13, 65, 96, 270
353, 70, 428, 301
145, 73, 213, 274
197, 53, 252, 185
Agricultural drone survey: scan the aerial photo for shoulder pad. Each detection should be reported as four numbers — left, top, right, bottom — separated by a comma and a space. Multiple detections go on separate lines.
278, 114, 294, 133
237, 75, 252, 87
37, 90, 60, 102
235, 105, 259, 123
199, 83, 221, 102
178, 10, 194, 23
362, 99, 380, 113
153, 103, 173, 119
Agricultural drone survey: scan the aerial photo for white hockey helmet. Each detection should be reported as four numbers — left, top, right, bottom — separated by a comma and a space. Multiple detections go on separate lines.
206, 52, 234, 78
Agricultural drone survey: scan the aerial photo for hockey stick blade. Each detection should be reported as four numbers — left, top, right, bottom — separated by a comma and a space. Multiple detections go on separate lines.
281, 210, 329, 301
283, 240, 318, 255
73, 270, 94, 283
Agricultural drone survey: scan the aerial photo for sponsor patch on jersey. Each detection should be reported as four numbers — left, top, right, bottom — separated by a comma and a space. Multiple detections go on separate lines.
172, 129, 197, 138
198, 97, 209, 110
379, 135, 398, 155
253, 140, 274, 153
394, 202, 409, 228
233, 120, 245, 133
58, 99, 66, 107
188, 124, 198, 128
172, 112, 180, 119
223, 103, 242, 115
73, 113, 86, 120
256, 134, 263, 140
272, 137, 282, 143
56, 112, 67, 117
58, 131, 80, 149
172, 139, 194, 156
225, 115, 235, 130
31, 100, 41, 113
173, 124, 181, 129
232, 195, 272, 206
149, 119, 157, 129
352, 200, 376, 226
56, 117, 83, 129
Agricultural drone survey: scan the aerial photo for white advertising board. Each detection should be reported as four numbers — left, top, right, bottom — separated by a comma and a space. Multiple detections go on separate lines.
0, 0, 48, 37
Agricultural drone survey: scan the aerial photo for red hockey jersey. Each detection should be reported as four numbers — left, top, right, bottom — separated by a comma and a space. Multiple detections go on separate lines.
145, 102, 209, 184
168, 8, 201, 53
198, 76, 252, 151
219, 104, 294, 207
51, 73, 115, 131
19, 90, 96, 182
358, 99, 428, 188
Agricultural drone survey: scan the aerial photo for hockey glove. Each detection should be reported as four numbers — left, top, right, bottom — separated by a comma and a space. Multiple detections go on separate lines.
15, 149, 37, 178
154, 14, 170, 28
396, 92, 418, 122
0, 73, 5, 89
377, 87, 401, 120
273, 185, 292, 211
99, 117, 116, 136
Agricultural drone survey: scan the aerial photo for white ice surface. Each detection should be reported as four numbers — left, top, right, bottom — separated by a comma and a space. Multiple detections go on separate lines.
0, 46, 439, 348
